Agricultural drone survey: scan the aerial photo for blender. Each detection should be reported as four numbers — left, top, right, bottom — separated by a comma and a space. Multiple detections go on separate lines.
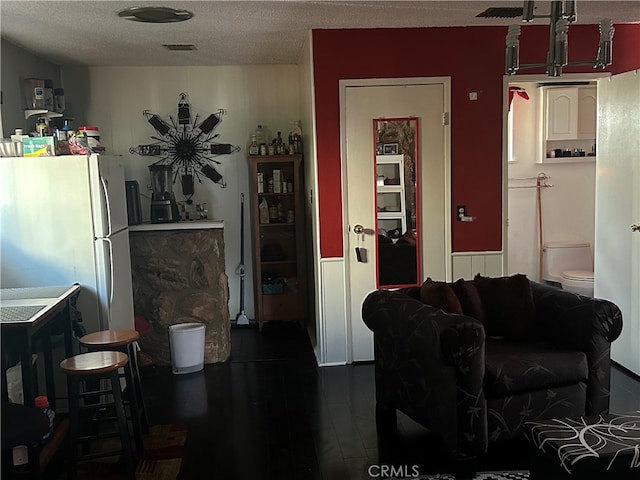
149, 164, 180, 223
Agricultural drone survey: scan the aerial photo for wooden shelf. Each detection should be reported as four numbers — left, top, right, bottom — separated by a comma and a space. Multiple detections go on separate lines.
248, 154, 306, 330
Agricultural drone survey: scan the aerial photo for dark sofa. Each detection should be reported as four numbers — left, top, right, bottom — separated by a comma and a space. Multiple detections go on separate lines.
362, 275, 623, 466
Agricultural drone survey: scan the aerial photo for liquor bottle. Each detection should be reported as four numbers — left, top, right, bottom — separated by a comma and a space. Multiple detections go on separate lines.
249, 134, 259, 156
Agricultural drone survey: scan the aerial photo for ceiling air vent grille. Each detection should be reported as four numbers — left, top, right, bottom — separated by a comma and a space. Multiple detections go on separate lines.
476, 7, 524, 18
163, 44, 197, 51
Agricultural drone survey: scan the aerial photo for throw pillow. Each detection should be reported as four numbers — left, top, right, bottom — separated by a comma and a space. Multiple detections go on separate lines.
473, 274, 536, 339
420, 278, 463, 314
450, 279, 486, 325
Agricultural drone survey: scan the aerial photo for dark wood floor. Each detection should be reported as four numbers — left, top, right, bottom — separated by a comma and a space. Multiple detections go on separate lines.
140, 321, 640, 480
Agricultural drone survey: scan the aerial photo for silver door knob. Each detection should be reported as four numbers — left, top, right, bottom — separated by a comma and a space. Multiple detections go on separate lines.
632, 224, 640, 232
353, 224, 364, 234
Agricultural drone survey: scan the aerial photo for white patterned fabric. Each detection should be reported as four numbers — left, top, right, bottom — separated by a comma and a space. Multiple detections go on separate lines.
404, 472, 529, 480
526, 411, 640, 474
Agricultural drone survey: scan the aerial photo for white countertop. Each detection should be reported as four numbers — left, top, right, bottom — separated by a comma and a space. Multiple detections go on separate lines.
129, 220, 224, 232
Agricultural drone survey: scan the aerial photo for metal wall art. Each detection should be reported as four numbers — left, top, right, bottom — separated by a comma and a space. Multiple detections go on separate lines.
131, 92, 240, 196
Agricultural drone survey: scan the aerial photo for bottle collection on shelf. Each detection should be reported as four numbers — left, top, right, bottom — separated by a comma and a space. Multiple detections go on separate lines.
248, 123, 302, 156
259, 196, 294, 225
258, 168, 294, 225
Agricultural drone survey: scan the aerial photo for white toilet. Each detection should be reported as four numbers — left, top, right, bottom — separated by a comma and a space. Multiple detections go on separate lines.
542, 241, 594, 296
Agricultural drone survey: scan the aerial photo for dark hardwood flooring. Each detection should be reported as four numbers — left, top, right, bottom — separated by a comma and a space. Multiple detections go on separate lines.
139, 321, 640, 480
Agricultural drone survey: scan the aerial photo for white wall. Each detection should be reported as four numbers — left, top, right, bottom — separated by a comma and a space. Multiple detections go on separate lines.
507, 81, 596, 281
0, 39, 61, 137
62, 65, 302, 320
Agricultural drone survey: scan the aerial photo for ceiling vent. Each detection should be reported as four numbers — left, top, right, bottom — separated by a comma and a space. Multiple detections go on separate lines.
118, 7, 193, 23
163, 44, 197, 51
476, 7, 524, 18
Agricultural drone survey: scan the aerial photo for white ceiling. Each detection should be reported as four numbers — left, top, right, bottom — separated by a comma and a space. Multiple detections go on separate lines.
2, 1, 639, 67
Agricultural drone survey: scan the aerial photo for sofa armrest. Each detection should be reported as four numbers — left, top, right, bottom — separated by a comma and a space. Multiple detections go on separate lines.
530, 281, 623, 414
362, 289, 488, 457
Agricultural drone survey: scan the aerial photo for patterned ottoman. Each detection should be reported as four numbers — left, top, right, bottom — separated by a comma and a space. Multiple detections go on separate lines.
525, 411, 640, 479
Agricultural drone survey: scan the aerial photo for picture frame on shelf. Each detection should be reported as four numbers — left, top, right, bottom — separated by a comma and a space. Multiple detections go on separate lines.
383, 143, 398, 155
376, 143, 384, 155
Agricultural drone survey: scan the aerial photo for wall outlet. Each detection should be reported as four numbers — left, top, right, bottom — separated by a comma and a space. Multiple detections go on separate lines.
13, 445, 28, 466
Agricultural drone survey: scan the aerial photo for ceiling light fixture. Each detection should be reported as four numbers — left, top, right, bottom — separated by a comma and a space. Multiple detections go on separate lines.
505, 1, 614, 77
118, 6, 193, 23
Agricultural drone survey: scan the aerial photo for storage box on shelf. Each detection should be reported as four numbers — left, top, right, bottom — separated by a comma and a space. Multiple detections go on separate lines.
248, 154, 305, 330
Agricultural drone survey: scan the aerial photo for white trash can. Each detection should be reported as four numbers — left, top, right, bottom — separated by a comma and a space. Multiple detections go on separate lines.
169, 323, 205, 374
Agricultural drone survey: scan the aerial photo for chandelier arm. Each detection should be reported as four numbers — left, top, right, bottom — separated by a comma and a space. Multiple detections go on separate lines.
505, 1, 612, 77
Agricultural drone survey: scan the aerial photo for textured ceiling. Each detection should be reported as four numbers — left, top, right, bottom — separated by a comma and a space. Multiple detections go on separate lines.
1, 1, 639, 67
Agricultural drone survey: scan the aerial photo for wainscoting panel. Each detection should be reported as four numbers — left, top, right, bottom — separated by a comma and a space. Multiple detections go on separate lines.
318, 258, 348, 366
451, 252, 504, 280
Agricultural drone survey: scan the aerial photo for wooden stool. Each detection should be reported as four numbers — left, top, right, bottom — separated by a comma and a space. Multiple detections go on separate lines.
60, 351, 135, 480
79, 330, 149, 453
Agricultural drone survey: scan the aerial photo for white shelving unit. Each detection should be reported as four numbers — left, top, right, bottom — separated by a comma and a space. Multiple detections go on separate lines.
24, 109, 63, 120
376, 154, 406, 238
538, 85, 597, 164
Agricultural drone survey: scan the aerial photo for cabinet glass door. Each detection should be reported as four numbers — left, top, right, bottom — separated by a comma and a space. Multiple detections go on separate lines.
374, 118, 420, 288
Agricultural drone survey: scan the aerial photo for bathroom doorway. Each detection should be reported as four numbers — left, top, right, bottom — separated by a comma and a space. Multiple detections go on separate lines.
504, 73, 607, 281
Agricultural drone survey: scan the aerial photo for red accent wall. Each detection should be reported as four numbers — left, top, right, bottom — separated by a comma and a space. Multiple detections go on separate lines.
313, 24, 640, 258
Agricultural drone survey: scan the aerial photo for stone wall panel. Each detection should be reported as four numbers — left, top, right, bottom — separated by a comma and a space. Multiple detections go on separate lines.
130, 228, 230, 365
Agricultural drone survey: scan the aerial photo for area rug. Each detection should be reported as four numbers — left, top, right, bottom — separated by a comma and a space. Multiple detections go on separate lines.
76, 424, 187, 480
402, 472, 529, 480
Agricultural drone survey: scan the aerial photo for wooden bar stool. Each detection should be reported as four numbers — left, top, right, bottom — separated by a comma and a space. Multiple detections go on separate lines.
79, 330, 149, 453
60, 351, 135, 480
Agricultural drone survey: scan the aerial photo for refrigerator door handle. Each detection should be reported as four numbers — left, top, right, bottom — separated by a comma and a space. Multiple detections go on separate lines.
100, 175, 113, 238
96, 237, 115, 305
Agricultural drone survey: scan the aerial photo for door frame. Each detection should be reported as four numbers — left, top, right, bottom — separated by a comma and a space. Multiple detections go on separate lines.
501, 72, 610, 276
339, 77, 452, 363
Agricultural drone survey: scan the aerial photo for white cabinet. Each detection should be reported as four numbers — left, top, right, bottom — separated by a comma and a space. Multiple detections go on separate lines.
540, 86, 597, 163
545, 88, 578, 140
376, 154, 406, 238
577, 87, 597, 139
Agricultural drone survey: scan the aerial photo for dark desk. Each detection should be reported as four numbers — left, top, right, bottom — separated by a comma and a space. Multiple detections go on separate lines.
1, 284, 80, 410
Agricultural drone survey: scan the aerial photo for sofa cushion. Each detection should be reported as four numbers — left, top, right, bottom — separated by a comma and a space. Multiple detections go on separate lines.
450, 279, 486, 325
420, 278, 463, 314
484, 338, 589, 397
474, 274, 536, 339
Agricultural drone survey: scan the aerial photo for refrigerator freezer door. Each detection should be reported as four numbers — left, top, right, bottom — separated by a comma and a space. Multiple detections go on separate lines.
90, 155, 130, 238
94, 229, 135, 330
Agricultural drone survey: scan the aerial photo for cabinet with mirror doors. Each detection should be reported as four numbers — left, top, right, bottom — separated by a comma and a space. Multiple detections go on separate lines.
248, 154, 305, 330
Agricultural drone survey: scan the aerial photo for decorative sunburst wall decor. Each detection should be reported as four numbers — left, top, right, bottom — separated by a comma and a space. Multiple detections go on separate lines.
130, 92, 240, 196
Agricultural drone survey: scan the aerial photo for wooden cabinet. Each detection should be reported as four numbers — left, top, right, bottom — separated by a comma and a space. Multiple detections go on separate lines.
376, 154, 406, 238
540, 86, 597, 163
248, 154, 305, 330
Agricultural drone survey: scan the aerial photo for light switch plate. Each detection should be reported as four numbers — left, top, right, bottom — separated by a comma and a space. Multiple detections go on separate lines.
13, 445, 28, 466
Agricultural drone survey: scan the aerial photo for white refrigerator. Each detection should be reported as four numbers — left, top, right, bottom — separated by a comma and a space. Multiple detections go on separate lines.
0, 154, 135, 333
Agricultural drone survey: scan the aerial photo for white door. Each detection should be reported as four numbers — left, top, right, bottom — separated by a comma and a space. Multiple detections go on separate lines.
595, 69, 640, 375
343, 80, 450, 362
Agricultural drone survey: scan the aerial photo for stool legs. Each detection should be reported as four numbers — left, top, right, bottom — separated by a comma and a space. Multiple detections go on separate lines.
110, 370, 135, 480
67, 376, 80, 480
66, 370, 135, 480
122, 348, 144, 453
128, 342, 149, 434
